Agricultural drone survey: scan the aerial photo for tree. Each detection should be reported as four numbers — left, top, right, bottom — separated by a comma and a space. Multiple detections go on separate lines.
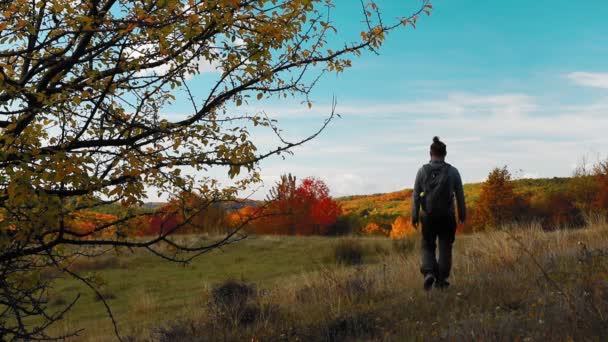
472, 166, 526, 230
569, 156, 600, 213
251, 174, 342, 235
143, 192, 230, 235
0, 0, 432, 338
297, 177, 342, 235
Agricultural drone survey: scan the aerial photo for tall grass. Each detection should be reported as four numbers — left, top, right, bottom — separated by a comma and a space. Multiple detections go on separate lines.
148, 223, 608, 341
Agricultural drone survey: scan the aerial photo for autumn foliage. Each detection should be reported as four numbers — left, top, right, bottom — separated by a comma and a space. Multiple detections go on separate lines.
470, 167, 527, 231
66, 160, 608, 238
66, 211, 119, 239
535, 192, 585, 230
389, 216, 416, 239
361, 222, 389, 236
135, 193, 230, 236
593, 161, 608, 211
237, 174, 342, 236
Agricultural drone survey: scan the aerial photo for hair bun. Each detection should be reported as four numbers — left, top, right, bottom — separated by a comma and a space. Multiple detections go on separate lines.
433, 136, 441, 144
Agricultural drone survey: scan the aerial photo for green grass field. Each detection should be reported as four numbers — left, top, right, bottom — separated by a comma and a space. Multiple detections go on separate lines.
45, 218, 608, 341
45, 236, 395, 340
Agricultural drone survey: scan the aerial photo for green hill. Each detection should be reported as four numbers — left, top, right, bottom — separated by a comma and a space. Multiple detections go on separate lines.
337, 177, 578, 219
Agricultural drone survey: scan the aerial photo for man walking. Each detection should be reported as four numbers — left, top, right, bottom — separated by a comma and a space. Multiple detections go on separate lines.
412, 137, 466, 290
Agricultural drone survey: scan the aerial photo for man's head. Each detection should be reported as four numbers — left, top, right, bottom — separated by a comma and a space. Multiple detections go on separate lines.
430, 136, 447, 160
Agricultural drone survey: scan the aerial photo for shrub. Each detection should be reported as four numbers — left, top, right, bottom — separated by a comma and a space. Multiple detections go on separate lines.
333, 239, 365, 265
361, 222, 389, 236
535, 192, 585, 230
209, 279, 258, 326
389, 216, 415, 239
326, 215, 357, 236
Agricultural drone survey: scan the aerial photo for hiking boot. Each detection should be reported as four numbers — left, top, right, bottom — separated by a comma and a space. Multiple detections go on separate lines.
435, 279, 450, 289
423, 274, 435, 291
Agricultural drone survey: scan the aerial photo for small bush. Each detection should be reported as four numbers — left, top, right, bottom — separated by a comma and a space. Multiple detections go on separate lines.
535, 192, 585, 230
209, 279, 257, 326
333, 239, 365, 265
326, 215, 357, 235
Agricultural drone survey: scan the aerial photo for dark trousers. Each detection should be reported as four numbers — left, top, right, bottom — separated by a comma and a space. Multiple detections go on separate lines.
420, 214, 457, 281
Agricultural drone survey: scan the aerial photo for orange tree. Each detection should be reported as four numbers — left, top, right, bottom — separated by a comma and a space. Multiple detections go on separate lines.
471, 166, 527, 231
0, 0, 432, 338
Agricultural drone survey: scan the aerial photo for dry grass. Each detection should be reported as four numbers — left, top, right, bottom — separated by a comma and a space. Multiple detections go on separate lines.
149, 223, 608, 341
130, 289, 158, 315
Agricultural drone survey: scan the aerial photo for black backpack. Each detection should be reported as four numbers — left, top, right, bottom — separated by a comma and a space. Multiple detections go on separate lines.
421, 163, 452, 217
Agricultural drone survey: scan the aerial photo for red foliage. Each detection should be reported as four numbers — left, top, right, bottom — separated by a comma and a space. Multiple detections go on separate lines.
299, 178, 342, 229
138, 212, 181, 236
245, 175, 342, 235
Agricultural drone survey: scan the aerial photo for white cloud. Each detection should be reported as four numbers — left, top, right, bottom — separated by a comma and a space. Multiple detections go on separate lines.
567, 72, 608, 89
250, 92, 536, 119
148, 78, 608, 200
249, 90, 608, 198
125, 43, 221, 80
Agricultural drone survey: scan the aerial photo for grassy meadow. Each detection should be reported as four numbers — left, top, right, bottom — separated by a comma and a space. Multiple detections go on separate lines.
44, 235, 394, 339
45, 216, 608, 341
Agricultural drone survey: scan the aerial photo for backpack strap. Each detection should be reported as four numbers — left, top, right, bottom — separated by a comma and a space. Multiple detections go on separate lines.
442, 163, 452, 179
421, 164, 433, 191
438, 163, 451, 189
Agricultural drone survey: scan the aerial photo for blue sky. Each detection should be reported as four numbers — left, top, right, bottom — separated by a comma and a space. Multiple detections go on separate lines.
157, 0, 608, 200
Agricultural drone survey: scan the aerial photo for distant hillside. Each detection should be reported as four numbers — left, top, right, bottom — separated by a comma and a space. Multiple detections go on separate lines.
92, 198, 261, 215
90, 177, 579, 219
337, 177, 576, 218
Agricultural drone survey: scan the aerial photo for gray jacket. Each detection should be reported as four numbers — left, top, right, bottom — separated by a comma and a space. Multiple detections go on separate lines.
411, 160, 466, 224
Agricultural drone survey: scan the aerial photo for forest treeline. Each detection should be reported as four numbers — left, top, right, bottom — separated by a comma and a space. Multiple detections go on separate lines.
70, 160, 608, 239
